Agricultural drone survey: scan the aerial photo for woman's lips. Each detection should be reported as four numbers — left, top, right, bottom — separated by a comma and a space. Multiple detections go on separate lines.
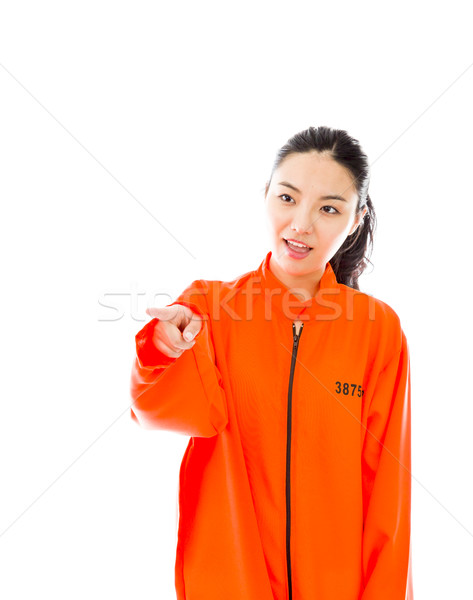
284, 238, 313, 259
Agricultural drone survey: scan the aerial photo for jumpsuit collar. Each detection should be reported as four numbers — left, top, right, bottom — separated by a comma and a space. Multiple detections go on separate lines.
256, 250, 341, 321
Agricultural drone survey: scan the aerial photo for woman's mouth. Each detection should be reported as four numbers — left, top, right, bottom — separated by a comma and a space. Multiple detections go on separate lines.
284, 238, 313, 259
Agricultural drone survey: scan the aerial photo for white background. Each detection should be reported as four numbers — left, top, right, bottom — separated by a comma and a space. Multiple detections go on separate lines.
1, 1, 472, 598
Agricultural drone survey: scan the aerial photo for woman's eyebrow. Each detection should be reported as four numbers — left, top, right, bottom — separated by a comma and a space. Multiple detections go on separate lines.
277, 181, 348, 203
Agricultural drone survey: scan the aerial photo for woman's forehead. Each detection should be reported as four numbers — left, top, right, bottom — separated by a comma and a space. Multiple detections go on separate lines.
274, 153, 358, 200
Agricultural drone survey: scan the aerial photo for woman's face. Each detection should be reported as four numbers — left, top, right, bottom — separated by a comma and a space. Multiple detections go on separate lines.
264, 151, 367, 297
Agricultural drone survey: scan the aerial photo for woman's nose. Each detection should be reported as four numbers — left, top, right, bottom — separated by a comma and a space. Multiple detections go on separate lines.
291, 212, 315, 235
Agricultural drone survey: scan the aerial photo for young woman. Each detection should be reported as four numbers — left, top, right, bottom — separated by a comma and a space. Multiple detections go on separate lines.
130, 125, 413, 600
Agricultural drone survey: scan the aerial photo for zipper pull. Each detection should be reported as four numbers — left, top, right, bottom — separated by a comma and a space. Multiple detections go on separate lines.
292, 322, 304, 343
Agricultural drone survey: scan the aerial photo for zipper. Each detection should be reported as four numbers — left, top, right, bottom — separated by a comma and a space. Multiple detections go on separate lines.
286, 321, 304, 600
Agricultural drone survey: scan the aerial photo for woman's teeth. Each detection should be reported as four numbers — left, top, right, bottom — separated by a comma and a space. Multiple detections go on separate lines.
285, 239, 312, 251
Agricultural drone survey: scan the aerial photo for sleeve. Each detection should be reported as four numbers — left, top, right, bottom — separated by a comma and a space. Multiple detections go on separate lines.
129, 279, 228, 438
360, 328, 413, 599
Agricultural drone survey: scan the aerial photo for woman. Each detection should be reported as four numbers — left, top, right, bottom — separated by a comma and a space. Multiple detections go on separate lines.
130, 125, 413, 599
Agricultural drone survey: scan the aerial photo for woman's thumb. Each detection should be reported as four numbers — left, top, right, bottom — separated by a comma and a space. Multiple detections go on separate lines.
183, 329, 196, 342
182, 314, 203, 341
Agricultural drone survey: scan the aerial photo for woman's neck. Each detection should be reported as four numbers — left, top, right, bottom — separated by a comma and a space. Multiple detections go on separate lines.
269, 255, 322, 301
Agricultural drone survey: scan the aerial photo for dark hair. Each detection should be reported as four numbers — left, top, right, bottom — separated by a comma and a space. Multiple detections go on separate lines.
264, 125, 376, 291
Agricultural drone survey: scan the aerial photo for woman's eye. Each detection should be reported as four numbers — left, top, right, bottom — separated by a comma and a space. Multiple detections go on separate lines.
279, 194, 293, 203
322, 205, 340, 215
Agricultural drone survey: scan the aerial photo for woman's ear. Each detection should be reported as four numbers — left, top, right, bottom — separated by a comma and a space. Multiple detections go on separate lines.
264, 181, 270, 200
349, 206, 368, 236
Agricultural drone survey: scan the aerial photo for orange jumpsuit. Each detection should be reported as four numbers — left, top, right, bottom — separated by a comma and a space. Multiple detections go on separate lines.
130, 250, 413, 599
